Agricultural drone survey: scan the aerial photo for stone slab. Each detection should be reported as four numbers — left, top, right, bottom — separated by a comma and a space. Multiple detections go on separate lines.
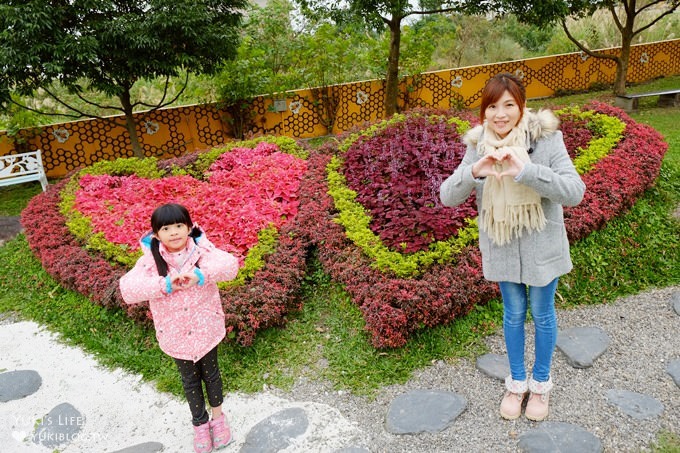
606, 389, 664, 420
556, 326, 610, 368
386, 389, 466, 434
240, 407, 309, 452
672, 291, 680, 316
111, 442, 165, 453
518, 421, 603, 453
32, 402, 84, 448
476, 353, 509, 381
667, 359, 680, 389
0, 369, 42, 402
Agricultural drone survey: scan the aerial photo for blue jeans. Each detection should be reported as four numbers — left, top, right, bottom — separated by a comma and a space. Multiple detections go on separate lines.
499, 278, 559, 383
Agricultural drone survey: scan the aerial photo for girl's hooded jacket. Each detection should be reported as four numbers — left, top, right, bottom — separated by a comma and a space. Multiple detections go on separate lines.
440, 109, 585, 287
120, 230, 239, 362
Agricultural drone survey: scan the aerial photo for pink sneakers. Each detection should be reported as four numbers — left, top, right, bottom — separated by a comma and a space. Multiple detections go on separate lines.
193, 422, 213, 453
209, 413, 234, 449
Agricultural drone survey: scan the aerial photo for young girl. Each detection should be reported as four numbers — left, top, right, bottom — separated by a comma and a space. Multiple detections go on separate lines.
120, 203, 239, 452
440, 73, 585, 421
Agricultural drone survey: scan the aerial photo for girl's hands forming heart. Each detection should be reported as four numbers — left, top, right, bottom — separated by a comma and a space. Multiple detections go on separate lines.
170, 272, 199, 291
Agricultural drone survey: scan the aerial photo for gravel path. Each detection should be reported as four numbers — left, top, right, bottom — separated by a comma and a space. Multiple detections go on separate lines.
1, 285, 678, 452
272, 285, 680, 452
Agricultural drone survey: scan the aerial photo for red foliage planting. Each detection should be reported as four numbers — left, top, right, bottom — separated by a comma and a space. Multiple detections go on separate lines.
22, 178, 132, 314
73, 144, 307, 264
299, 149, 498, 348
300, 104, 667, 348
342, 115, 477, 253
559, 117, 593, 161
563, 102, 668, 242
21, 103, 667, 349
22, 147, 312, 346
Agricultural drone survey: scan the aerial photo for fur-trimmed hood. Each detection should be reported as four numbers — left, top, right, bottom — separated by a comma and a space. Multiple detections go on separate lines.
463, 108, 560, 148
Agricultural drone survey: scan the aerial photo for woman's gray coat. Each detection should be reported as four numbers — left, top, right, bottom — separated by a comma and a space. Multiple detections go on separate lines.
439, 110, 586, 287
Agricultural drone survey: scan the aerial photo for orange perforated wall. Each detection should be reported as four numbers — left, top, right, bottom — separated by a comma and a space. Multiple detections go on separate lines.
1, 39, 678, 178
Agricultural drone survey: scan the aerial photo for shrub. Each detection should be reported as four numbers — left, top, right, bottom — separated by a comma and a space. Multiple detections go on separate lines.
22, 138, 313, 346
21, 104, 667, 349
304, 104, 667, 348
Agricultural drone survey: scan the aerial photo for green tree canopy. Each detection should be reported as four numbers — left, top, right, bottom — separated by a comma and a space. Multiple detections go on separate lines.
294, 0, 489, 116
496, 0, 680, 95
0, 0, 247, 157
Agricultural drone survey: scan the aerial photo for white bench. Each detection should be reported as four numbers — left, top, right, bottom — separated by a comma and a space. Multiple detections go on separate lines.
615, 88, 680, 112
0, 150, 48, 191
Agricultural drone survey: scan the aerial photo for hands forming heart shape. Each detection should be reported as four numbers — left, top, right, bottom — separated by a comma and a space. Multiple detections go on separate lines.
473, 150, 525, 180
170, 273, 199, 291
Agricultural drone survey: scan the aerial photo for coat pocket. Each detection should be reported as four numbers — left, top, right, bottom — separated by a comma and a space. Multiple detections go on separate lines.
533, 219, 566, 266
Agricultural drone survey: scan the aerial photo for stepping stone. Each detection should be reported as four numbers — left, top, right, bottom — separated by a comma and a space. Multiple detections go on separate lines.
0, 216, 23, 246
111, 442, 163, 453
556, 326, 609, 368
32, 402, 84, 448
0, 370, 42, 402
672, 291, 680, 316
606, 389, 664, 420
241, 407, 308, 453
518, 421, 603, 453
667, 359, 680, 389
476, 353, 509, 380
112, 442, 165, 453
385, 389, 466, 434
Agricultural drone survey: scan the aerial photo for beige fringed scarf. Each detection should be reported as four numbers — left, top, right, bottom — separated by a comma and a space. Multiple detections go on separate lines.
479, 116, 546, 246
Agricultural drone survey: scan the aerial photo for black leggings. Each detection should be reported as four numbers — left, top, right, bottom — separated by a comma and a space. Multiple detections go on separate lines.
173, 346, 224, 426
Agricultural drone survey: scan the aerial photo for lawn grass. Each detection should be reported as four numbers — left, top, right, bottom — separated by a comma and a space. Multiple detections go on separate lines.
0, 76, 678, 452
0, 182, 43, 216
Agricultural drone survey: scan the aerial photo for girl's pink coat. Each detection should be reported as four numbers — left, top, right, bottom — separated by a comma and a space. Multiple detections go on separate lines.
119, 232, 239, 362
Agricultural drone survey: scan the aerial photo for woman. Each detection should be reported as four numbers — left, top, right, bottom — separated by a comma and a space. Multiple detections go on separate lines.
440, 73, 585, 421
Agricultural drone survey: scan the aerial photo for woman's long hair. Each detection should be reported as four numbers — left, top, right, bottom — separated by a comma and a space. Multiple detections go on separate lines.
149, 203, 201, 276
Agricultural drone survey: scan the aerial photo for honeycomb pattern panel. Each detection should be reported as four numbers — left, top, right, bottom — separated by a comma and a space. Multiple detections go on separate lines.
407, 72, 451, 110
191, 105, 229, 149
335, 80, 386, 132
282, 93, 320, 137
133, 108, 187, 159
0, 40, 677, 178
628, 41, 680, 83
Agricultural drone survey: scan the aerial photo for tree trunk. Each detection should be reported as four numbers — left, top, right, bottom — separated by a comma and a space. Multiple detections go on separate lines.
613, 7, 635, 96
384, 17, 402, 118
119, 89, 144, 158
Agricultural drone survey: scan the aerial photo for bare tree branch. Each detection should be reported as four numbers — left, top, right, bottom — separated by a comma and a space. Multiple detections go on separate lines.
634, 5, 680, 35
637, 0, 677, 15
561, 19, 620, 62
6, 98, 81, 119
74, 91, 123, 111
608, 4, 625, 32
134, 72, 190, 110
40, 86, 104, 118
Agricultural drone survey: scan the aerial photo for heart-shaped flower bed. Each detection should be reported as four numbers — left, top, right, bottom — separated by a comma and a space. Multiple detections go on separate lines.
303, 102, 667, 348
22, 103, 668, 349
22, 137, 314, 345
72, 144, 306, 264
